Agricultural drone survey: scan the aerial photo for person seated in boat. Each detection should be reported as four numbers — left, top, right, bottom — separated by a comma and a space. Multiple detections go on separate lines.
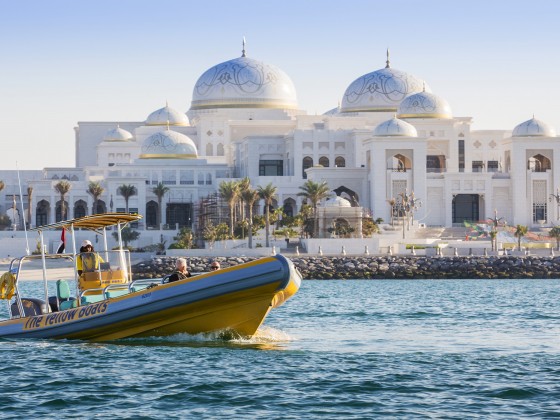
164, 258, 192, 283
77, 240, 104, 276
210, 261, 221, 271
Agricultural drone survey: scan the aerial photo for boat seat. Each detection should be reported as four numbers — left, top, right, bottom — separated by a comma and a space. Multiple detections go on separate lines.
130, 284, 149, 292
130, 279, 162, 293
105, 287, 129, 299
80, 291, 106, 305
11, 298, 49, 317
57, 279, 77, 311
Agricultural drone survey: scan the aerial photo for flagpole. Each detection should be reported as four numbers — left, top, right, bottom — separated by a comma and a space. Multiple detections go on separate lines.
16, 162, 30, 255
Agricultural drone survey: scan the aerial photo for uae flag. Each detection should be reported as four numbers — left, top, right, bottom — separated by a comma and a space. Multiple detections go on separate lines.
57, 228, 65, 254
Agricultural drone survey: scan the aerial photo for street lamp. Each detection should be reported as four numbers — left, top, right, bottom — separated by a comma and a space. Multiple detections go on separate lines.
488, 209, 504, 251
399, 191, 421, 239
399, 192, 410, 239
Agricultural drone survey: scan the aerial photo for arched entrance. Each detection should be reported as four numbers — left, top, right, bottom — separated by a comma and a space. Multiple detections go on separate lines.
452, 194, 480, 224
146, 201, 158, 228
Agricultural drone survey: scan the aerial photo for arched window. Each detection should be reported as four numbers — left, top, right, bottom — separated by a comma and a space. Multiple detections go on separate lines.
283, 198, 296, 218
217, 143, 225, 156
206, 143, 213, 156
56, 199, 69, 222
319, 156, 329, 167
302, 156, 313, 179
335, 156, 346, 168
528, 154, 551, 172
95, 200, 107, 214
74, 200, 87, 218
36, 200, 49, 226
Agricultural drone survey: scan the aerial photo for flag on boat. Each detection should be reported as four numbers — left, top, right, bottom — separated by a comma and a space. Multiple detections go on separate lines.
57, 228, 65, 253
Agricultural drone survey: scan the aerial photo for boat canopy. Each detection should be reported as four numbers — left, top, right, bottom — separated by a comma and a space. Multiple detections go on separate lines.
31, 213, 143, 233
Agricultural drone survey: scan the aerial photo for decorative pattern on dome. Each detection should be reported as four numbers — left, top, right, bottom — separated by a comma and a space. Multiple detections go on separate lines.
103, 126, 133, 142
146, 104, 189, 126
373, 117, 418, 137
190, 57, 298, 110
397, 91, 452, 119
512, 117, 556, 138
341, 67, 430, 113
139, 130, 198, 159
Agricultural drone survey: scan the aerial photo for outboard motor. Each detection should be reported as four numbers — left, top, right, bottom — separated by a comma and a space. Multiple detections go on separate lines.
11, 298, 49, 317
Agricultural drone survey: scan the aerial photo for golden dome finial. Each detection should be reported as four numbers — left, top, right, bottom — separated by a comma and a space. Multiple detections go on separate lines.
385, 48, 391, 68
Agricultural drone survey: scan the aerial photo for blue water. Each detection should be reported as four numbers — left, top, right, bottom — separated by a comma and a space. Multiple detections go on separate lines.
2, 279, 560, 418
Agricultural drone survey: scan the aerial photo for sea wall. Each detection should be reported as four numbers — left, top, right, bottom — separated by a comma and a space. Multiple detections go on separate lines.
132, 255, 560, 280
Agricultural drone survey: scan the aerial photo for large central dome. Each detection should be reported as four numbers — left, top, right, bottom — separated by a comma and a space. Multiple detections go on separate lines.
190, 55, 298, 110
340, 54, 430, 113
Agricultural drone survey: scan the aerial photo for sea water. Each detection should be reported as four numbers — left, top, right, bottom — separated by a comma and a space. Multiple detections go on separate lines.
1, 279, 560, 418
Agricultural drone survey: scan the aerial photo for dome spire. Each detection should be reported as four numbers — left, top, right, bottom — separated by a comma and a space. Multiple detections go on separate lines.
242, 36, 247, 57
385, 48, 391, 68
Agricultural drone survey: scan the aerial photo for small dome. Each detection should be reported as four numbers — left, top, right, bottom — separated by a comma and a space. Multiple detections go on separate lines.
103, 126, 133, 142
146, 104, 189, 126
139, 129, 198, 159
191, 55, 298, 110
340, 55, 430, 113
324, 196, 352, 208
373, 117, 418, 137
323, 106, 340, 116
512, 117, 556, 137
398, 91, 452, 119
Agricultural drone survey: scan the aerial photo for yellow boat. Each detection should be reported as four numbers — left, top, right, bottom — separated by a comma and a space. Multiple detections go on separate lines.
0, 213, 301, 341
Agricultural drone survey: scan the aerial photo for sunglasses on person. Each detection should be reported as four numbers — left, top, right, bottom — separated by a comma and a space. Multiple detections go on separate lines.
210, 266, 219, 270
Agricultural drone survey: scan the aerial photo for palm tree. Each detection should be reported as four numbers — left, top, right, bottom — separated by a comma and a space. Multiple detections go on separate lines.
153, 182, 169, 228
219, 180, 240, 238
117, 184, 137, 213
297, 180, 330, 238
550, 226, 560, 251
489, 230, 498, 251
237, 177, 251, 221
54, 180, 72, 221
87, 181, 104, 215
241, 187, 260, 248
258, 183, 278, 247
388, 198, 396, 227
26, 186, 33, 227
514, 224, 528, 251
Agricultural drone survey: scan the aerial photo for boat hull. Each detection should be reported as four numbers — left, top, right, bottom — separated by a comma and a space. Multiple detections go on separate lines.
0, 255, 301, 341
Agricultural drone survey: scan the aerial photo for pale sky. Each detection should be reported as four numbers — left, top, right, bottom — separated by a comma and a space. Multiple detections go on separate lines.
1, 0, 559, 170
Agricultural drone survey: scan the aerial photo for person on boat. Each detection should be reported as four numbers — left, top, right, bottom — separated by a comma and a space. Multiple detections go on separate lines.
77, 240, 104, 276
164, 258, 192, 283
210, 261, 221, 271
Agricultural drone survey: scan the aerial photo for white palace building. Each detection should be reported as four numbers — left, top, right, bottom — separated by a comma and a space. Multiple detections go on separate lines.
1, 45, 559, 251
